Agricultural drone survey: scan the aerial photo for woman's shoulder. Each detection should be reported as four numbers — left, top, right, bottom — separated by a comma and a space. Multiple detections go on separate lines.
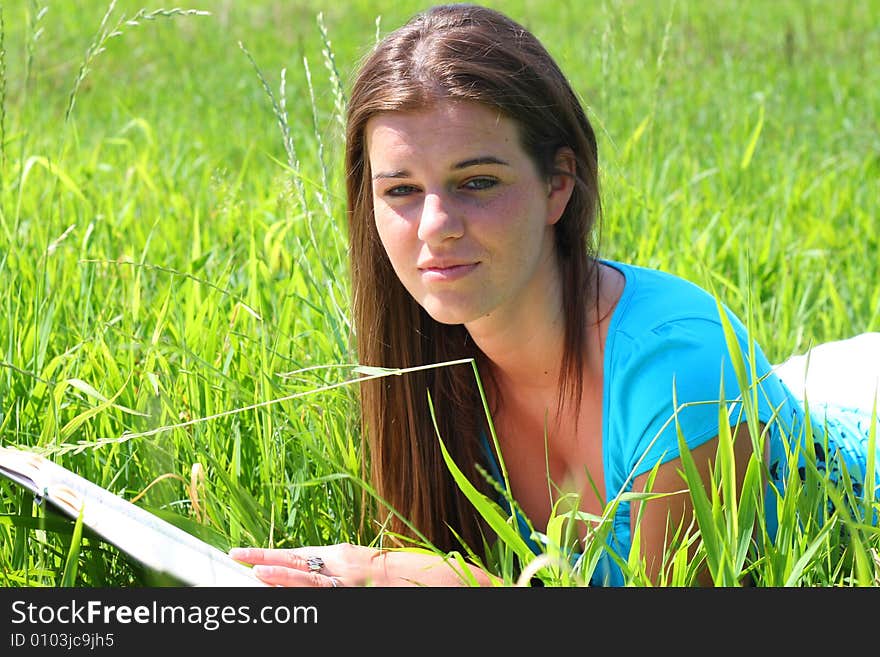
602, 260, 737, 341
600, 259, 777, 393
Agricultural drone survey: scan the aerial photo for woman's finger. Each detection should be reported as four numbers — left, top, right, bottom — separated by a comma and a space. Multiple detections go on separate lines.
228, 547, 312, 570
251, 566, 340, 588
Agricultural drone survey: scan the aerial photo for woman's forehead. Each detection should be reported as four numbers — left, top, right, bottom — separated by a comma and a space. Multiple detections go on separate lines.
365, 100, 520, 163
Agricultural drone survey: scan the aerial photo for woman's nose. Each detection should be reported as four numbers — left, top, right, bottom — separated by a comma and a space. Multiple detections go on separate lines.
417, 193, 464, 243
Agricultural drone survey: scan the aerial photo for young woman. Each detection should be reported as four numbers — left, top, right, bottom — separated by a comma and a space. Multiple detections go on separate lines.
230, 3, 880, 587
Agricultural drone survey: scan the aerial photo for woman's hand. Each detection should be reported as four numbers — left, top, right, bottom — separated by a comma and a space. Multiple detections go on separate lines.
229, 542, 496, 587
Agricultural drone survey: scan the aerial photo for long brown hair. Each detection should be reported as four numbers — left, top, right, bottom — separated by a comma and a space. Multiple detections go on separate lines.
345, 4, 601, 556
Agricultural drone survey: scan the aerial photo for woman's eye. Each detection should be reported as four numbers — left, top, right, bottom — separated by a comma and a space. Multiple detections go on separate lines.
385, 185, 418, 197
463, 177, 497, 191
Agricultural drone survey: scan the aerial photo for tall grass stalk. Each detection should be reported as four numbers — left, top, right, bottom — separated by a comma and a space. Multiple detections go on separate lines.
65, 2, 211, 122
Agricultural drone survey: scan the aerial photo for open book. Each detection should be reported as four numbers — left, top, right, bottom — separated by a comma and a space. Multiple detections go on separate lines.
0, 446, 267, 587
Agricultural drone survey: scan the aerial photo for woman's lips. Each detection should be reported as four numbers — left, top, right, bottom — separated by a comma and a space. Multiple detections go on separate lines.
419, 262, 479, 282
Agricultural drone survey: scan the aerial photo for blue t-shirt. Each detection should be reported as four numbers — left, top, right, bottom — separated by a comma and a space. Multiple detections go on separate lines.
483, 260, 879, 586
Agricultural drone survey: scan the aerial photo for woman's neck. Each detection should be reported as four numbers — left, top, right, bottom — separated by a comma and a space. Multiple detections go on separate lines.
468, 261, 622, 416
465, 262, 567, 399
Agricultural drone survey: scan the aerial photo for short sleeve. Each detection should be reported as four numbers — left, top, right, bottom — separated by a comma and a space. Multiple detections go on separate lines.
607, 316, 775, 482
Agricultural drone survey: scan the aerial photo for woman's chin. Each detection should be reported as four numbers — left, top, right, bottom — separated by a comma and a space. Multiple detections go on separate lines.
420, 300, 479, 327
424, 309, 469, 326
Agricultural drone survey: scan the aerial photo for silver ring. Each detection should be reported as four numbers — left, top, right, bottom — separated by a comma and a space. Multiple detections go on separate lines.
306, 556, 325, 573
329, 576, 340, 588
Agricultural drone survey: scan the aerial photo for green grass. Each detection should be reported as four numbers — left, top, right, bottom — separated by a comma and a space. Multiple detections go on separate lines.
0, 0, 878, 587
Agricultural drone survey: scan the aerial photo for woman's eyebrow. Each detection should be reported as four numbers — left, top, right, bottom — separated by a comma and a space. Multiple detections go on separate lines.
372, 170, 409, 181
453, 155, 510, 169
372, 156, 510, 181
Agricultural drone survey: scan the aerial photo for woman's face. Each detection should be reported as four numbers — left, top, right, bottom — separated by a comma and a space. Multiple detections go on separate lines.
366, 99, 573, 331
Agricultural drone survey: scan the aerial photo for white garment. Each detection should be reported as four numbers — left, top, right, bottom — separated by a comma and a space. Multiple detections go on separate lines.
773, 332, 880, 412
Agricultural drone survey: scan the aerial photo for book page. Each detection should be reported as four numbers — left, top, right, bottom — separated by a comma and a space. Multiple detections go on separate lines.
0, 447, 268, 587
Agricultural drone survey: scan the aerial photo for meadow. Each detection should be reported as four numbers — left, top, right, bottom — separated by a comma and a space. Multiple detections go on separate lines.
0, 0, 878, 587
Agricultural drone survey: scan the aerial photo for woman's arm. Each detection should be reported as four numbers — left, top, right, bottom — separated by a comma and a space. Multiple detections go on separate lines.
631, 423, 756, 586
229, 543, 499, 587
